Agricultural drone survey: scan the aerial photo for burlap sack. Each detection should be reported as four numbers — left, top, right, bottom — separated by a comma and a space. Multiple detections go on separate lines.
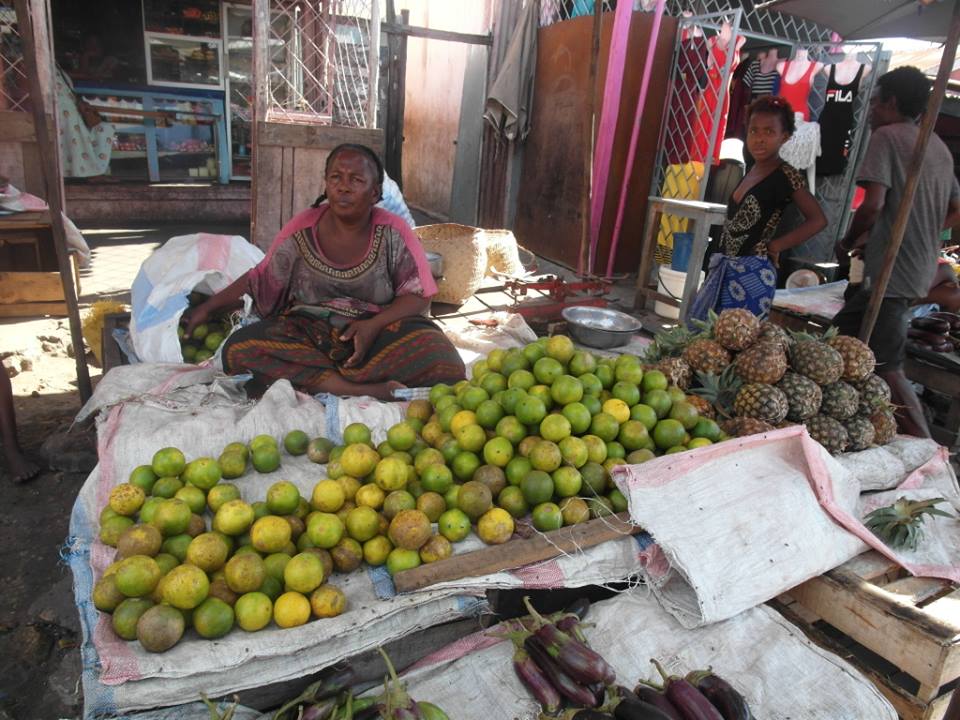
415, 224, 487, 305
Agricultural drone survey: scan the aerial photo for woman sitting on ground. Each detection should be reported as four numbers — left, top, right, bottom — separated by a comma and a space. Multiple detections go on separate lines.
183, 144, 466, 399
690, 95, 827, 322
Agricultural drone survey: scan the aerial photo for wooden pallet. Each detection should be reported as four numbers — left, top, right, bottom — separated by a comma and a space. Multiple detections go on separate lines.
775, 551, 960, 720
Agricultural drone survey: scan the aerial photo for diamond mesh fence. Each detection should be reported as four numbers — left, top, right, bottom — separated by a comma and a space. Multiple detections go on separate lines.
266, 0, 374, 128
539, 0, 616, 27
0, 0, 28, 113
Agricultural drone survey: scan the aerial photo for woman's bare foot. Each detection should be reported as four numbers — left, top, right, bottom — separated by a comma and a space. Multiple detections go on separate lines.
8, 451, 40, 483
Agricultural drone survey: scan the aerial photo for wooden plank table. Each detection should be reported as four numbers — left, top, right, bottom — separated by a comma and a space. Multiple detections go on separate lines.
774, 550, 960, 720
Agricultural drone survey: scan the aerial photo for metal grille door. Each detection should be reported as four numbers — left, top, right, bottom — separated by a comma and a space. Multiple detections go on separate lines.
0, 0, 27, 112
266, 0, 376, 128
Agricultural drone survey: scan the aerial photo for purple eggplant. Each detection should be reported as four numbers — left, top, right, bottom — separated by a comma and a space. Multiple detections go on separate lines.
514, 644, 562, 714
685, 671, 751, 720
564, 597, 592, 620
650, 660, 722, 720
632, 685, 683, 720
375, 648, 422, 719
556, 612, 589, 644
614, 697, 680, 720
525, 635, 600, 708
524, 597, 616, 686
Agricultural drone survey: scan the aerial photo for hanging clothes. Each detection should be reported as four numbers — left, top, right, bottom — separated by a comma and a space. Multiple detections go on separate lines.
725, 59, 751, 140
665, 34, 709, 165
777, 60, 817, 120
816, 63, 865, 176
690, 34, 742, 166
779, 112, 821, 194
744, 58, 781, 98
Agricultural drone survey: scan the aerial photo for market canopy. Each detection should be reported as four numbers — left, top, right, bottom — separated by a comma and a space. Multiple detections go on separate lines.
768, 0, 954, 41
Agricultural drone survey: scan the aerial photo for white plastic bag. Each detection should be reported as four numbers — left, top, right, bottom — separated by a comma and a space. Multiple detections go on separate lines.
129, 233, 263, 363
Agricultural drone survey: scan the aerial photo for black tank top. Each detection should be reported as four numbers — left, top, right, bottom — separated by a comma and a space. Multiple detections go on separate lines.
816, 63, 865, 176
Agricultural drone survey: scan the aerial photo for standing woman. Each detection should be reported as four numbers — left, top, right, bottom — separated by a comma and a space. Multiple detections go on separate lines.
184, 144, 466, 399
689, 95, 827, 322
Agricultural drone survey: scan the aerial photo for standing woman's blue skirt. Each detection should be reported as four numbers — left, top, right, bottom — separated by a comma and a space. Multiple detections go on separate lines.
688, 254, 778, 327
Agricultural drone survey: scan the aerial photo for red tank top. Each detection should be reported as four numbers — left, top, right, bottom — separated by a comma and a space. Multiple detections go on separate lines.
777, 60, 817, 120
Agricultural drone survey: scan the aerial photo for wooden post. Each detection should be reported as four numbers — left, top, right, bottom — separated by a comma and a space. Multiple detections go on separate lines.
859, 0, 960, 342
384, 8, 408, 185
14, 0, 91, 402
366, 0, 381, 129
577, 0, 604, 276
251, 0, 270, 244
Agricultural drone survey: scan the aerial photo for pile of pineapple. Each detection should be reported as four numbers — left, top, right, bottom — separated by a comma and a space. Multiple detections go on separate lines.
646, 309, 897, 455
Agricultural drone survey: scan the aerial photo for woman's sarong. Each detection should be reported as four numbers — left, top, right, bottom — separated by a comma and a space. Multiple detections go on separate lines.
688, 254, 778, 326
221, 311, 466, 394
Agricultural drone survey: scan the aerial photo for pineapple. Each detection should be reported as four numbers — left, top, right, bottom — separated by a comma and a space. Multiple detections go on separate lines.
804, 414, 850, 454
776, 372, 822, 421
657, 356, 692, 390
844, 415, 876, 451
682, 338, 731, 375
733, 383, 789, 424
714, 308, 761, 351
869, 406, 898, 445
734, 341, 787, 384
685, 394, 716, 419
820, 381, 860, 421
789, 339, 844, 385
757, 321, 793, 352
721, 417, 775, 437
827, 334, 876, 382
854, 373, 892, 415
690, 366, 743, 419
864, 496, 952, 551
643, 324, 694, 362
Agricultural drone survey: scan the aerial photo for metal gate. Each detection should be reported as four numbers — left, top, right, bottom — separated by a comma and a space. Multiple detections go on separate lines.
0, 0, 27, 112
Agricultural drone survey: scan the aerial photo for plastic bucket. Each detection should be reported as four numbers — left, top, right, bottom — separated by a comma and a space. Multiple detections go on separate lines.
655, 265, 705, 320
670, 232, 694, 272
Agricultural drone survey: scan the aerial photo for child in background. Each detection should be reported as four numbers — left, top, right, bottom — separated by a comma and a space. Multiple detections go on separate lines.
690, 96, 826, 322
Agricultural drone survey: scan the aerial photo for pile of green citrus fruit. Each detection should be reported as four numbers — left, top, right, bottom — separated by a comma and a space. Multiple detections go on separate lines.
94, 334, 726, 653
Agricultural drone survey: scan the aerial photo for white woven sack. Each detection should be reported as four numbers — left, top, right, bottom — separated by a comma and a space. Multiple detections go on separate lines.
836, 436, 942, 492
397, 591, 897, 720
481, 228, 524, 276
611, 425, 867, 628
415, 224, 487, 305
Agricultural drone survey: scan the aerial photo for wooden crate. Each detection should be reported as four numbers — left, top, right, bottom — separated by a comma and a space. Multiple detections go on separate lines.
0, 211, 80, 317
775, 551, 960, 720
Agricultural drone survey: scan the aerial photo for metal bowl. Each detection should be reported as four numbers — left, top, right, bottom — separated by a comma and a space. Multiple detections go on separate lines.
561, 306, 642, 349
425, 251, 444, 279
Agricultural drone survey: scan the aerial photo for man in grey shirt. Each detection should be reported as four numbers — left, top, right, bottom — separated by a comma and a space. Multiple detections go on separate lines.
833, 66, 960, 437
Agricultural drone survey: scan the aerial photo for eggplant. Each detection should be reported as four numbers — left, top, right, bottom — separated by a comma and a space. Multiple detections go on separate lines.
547, 711, 616, 720
564, 596, 592, 620
513, 644, 562, 714
632, 686, 683, 720
908, 327, 949, 344
525, 635, 600, 708
911, 316, 952, 333
524, 597, 616, 686
375, 648, 422, 720
685, 671, 750, 720
930, 311, 960, 330
650, 660, 723, 720
614, 697, 681, 720
556, 612, 590, 644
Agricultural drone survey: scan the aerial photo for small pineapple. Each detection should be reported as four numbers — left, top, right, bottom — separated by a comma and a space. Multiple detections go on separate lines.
869, 406, 898, 445
804, 414, 849, 454
682, 338, 731, 375
854, 373, 892, 415
820, 381, 860, 421
790, 339, 844, 385
757, 321, 793, 352
734, 341, 788, 384
721, 416, 776, 437
714, 309, 761, 351
827, 334, 876, 382
643, 324, 695, 362
733, 383, 789, 424
685, 394, 716, 420
777, 371, 822, 421
657, 356, 692, 390
844, 415, 877, 451
864, 496, 952, 551
690, 366, 742, 420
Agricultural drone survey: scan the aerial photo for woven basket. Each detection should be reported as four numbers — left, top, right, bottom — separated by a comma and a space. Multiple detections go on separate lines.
481, 229, 524, 277
415, 223, 487, 305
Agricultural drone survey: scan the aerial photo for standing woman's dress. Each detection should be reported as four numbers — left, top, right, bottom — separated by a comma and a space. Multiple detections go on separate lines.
221, 205, 466, 393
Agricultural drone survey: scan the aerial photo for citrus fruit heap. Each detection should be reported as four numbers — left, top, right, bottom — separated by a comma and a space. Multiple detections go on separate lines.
178, 291, 235, 364
95, 336, 722, 653
95, 429, 356, 654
